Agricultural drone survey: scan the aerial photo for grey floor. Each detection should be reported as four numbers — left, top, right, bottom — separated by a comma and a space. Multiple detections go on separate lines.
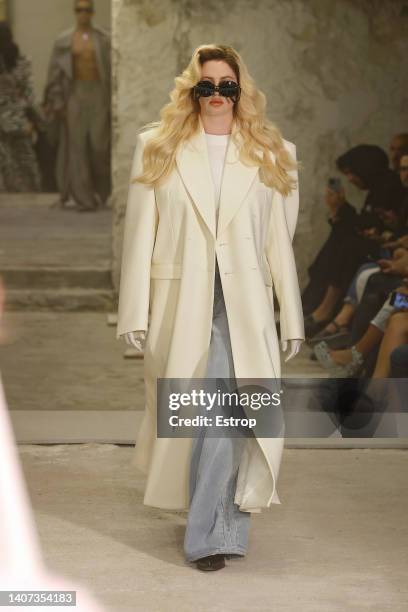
0, 193, 112, 269
18, 443, 408, 612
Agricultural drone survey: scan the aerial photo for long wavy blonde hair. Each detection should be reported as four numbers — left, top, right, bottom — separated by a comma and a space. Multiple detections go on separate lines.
132, 44, 300, 197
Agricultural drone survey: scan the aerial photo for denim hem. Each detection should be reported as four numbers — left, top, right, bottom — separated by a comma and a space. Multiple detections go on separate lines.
186, 546, 247, 563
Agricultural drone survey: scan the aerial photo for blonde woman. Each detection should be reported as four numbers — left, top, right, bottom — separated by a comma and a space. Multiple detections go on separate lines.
117, 44, 305, 571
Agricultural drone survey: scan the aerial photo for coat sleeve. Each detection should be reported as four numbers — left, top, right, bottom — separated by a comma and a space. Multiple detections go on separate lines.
265, 141, 305, 342
43, 42, 64, 112
281, 140, 299, 242
116, 133, 158, 340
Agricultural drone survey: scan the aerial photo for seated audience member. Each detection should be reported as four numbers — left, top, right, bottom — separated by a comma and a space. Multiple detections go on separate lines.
308, 148, 408, 347
389, 132, 408, 173
372, 311, 408, 378
303, 144, 406, 340
313, 249, 408, 377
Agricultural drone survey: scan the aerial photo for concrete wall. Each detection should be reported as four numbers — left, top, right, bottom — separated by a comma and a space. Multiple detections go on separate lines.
111, 0, 408, 290
8, 0, 111, 101
0, 0, 7, 20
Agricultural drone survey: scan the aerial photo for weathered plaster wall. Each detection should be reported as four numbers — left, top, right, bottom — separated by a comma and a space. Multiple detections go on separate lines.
112, 0, 408, 290
0, 0, 7, 20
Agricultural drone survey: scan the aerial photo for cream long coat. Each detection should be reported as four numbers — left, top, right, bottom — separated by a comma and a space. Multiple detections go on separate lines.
116, 116, 305, 513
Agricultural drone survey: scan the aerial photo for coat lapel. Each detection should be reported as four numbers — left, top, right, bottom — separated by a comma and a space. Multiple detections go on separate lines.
90, 28, 108, 91
175, 118, 217, 238
217, 124, 260, 238
175, 116, 263, 240
56, 27, 75, 80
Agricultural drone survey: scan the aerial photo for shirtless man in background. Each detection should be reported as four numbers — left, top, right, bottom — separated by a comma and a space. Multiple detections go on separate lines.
44, 0, 111, 211
72, 3, 100, 83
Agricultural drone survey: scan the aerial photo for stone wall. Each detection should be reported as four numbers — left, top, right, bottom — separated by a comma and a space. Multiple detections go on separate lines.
112, 0, 408, 291
0, 0, 7, 20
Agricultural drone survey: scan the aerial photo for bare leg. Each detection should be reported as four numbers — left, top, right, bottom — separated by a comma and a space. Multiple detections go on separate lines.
372, 313, 408, 378
311, 285, 343, 322
321, 302, 356, 334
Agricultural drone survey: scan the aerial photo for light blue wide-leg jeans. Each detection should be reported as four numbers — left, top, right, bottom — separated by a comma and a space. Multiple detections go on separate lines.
184, 258, 251, 563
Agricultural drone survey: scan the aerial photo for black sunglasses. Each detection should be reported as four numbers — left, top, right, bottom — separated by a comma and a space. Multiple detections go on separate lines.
192, 80, 241, 103
75, 7, 93, 13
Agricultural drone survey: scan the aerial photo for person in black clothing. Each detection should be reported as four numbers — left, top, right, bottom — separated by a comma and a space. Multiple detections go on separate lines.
312, 150, 408, 377
389, 133, 408, 173
303, 144, 406, 339
394, 147, 408, 228
344, 148, 408, 351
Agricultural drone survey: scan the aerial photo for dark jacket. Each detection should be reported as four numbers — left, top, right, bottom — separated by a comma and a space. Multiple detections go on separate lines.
336, 144, 406, 233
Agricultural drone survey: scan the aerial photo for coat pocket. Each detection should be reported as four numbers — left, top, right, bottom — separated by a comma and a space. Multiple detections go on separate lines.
150, 262, 182, 279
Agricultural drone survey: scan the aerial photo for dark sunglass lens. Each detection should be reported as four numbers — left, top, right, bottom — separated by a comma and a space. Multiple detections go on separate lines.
218, 81, 239, 97
195, 81, 215, 97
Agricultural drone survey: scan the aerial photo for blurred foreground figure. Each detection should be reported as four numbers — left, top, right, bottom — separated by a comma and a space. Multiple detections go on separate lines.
43, 0, 111, 211
0, 277, 106, 609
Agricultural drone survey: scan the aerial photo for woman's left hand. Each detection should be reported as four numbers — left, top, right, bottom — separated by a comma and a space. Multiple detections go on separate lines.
281, 338, 303, 361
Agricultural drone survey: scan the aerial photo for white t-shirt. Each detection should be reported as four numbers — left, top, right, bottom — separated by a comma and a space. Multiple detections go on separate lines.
205, 132, 230, 225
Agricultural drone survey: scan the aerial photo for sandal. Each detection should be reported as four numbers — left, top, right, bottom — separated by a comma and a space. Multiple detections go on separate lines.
314, 342, 364, 378
304, 314, 332, 340
307, 320, 350, 347
336, 346, 364, 378
313, 340, 338, 369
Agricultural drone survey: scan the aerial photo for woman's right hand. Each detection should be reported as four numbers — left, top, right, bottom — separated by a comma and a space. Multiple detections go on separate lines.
123, 330, 146, 352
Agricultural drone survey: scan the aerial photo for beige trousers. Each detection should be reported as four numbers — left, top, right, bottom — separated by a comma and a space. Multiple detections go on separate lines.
59, 80, 111, 209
